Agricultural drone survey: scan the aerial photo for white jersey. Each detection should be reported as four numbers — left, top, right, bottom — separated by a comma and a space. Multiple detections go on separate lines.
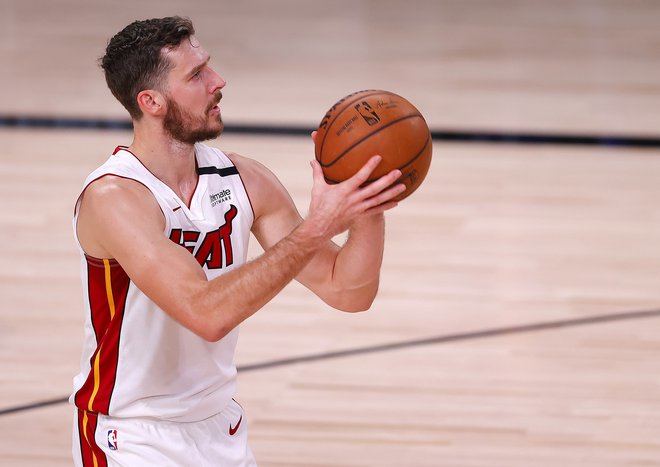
71, 143, 254, 422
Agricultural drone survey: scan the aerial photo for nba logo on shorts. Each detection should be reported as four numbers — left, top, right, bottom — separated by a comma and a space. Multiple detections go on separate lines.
107, 429, 118, 451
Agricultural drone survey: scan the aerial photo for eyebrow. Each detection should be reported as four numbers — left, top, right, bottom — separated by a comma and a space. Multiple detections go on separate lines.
188, 56, 211, 78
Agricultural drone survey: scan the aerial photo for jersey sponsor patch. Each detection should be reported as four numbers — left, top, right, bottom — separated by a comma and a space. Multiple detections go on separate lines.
210, 188, 232, 206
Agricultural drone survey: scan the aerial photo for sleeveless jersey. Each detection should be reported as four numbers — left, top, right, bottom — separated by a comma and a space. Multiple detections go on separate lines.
70, 143, 254, 422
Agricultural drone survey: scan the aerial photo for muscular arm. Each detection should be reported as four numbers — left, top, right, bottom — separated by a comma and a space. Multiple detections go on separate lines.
235, 153, 399, 312
76, 156, 403, 342
319, 214, 387, 311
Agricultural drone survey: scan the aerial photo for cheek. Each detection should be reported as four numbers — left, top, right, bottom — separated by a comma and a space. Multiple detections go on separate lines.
173, 86, 206, 106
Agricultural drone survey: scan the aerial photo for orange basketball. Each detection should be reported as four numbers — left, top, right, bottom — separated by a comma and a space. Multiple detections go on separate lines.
314, 90, 432, 201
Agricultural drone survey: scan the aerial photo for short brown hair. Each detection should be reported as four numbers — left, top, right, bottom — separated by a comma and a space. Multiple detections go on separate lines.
100, 16, 194, 120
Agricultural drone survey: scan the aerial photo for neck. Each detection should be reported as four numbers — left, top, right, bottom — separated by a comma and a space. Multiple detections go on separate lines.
129, 121, 199, 205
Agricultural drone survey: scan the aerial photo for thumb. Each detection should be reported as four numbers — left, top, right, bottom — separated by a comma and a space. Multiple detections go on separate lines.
310, 159, 327, 185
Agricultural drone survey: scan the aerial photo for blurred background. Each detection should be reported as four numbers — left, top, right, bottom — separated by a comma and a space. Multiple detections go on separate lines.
1, 1, 659, 465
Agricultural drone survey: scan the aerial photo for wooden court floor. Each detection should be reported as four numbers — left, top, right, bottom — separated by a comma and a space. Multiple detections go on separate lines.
1, 131, 659, 466
2, 1, 660, 466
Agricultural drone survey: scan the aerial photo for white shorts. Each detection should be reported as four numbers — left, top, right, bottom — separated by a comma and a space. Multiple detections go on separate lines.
72, 399, 257, 466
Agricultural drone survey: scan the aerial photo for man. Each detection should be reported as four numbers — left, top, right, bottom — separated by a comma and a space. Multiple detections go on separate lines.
71, 16, 404, 466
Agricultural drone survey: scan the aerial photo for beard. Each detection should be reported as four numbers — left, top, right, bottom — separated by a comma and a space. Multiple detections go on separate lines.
163, 92, 224, 144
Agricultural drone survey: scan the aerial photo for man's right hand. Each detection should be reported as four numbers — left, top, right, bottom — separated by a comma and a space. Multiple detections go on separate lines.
302, 155, 405, 241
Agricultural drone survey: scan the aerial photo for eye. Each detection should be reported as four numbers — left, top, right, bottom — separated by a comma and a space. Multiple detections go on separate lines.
191, 67, 204, 80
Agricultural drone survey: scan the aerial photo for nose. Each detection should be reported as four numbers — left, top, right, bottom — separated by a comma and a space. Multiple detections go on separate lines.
208, 67, 226, 93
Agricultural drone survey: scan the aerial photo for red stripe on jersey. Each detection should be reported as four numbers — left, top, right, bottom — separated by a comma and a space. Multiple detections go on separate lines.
77, 409, 108, 467
74, 257, 129, 415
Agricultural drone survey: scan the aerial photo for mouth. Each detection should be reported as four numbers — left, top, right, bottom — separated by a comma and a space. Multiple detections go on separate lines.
209, 101, 221, 113
209, 93, 223, 113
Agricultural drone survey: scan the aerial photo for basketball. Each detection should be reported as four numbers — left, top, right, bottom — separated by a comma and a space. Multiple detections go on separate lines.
314, 90, 432, 201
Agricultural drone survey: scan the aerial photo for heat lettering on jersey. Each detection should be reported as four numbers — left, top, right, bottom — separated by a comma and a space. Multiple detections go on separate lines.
168, 230, 200, 254
169, 205, 238, 270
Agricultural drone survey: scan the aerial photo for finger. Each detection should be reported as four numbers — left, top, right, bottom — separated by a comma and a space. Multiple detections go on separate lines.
364, 199, 399, 216
311, 131, 318, 144
361, 182, 405, 214
310, 159, 327, 185
359, 169, 402, 198
365, 182, 406, 207
346, 155, 382, 188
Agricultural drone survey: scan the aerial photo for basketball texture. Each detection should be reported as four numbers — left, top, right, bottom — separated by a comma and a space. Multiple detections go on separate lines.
314, 90, 432, 201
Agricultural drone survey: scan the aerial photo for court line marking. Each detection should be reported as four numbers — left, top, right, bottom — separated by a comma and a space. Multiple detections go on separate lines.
1, 308, 658, 417
1, 115, 660, 147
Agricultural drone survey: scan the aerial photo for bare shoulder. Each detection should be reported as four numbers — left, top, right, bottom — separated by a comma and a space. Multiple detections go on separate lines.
80, 175, 160, 216
224, 151, 297, 221
82, 173, 150, 199
224, 151, 302, 248
77, 175, 164, 258
225, 151, 279, 187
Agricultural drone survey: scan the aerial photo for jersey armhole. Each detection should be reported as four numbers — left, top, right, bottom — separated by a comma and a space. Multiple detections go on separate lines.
222, 151, 256, 224
72, 173, 170, 255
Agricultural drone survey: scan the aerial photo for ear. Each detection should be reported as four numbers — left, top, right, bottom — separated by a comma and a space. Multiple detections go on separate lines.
136, 89, 166, 117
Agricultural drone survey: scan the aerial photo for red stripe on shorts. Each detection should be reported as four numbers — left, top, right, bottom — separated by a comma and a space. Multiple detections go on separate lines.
77, 409, 108, 467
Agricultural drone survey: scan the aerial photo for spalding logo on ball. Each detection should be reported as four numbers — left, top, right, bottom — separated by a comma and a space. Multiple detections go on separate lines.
314, 90, 432, 201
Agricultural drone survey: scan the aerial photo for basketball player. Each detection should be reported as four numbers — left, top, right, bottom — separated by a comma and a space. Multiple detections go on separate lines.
70, 16, 404, 467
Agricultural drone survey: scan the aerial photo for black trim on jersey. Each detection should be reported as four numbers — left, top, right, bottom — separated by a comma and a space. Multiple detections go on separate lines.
197, 166, 239, 177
